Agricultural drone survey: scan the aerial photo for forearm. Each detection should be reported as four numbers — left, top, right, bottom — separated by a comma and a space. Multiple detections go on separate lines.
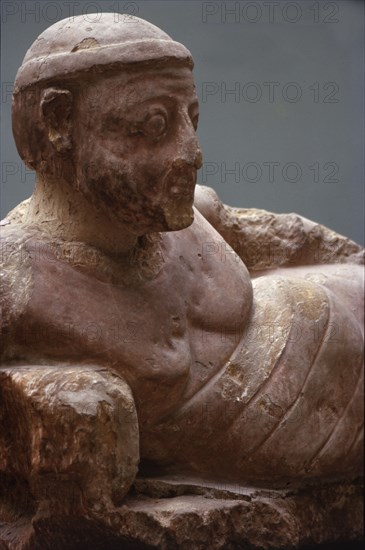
195, 185, 364, 272
0, 364, 139, 511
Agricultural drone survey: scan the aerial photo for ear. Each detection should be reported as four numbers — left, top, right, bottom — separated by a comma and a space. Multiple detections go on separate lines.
41, 88, 73, 153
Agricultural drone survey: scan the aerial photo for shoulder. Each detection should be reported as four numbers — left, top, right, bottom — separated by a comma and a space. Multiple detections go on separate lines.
193, 184, 226, 229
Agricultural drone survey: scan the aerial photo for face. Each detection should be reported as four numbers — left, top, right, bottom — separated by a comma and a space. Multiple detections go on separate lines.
73, 65, 202, 234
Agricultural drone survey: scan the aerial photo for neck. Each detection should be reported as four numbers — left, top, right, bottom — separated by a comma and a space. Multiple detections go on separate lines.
26, 173, 138, 257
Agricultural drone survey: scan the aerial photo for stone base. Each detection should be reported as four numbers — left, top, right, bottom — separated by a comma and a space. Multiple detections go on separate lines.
0, 475, 363, 549
1, 365, 363, 548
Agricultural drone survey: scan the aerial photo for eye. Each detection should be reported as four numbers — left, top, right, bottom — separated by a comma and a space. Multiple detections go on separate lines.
143, 112, 167, 138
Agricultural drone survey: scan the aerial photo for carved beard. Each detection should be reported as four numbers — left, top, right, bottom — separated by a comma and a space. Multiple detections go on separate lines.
77, 147, 196, 234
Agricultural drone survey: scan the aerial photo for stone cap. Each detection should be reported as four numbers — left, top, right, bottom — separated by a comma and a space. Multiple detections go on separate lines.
14, 13, 193, 91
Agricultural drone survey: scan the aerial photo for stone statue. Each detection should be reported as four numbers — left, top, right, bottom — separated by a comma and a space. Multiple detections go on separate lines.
1, 13, 363, 549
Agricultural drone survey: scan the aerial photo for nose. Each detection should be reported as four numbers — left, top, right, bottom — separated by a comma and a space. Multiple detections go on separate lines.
177, 112, 203, 170
194, 148, 203, 170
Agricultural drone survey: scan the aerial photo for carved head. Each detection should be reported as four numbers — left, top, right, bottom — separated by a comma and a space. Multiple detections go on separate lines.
12, 14, 203, 233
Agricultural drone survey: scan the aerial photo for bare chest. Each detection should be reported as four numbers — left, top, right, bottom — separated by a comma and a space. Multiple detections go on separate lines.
8, 216, 253, 423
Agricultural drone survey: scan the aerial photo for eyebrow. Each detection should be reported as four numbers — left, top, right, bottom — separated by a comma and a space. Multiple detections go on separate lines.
120, 94, 199, 111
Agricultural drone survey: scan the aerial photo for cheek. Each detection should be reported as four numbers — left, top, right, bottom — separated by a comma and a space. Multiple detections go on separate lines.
77, 144, 121, 178
131, 146, 172, 181
76, 138, 176, 200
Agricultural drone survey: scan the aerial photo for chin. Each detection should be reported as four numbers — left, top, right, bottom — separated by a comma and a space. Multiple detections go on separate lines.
163, 203, 195, 232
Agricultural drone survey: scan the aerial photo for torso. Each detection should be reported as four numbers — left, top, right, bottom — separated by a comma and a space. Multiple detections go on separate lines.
2, 212, 363, 479
1, 209, 253, 427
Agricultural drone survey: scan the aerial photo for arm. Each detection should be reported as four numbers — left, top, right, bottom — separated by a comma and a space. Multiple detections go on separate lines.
194, 185, 364, 273
1, 227, 139, 514
0, 364, 139, 515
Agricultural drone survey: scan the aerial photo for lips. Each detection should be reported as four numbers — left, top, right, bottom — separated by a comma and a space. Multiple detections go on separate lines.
165, 165, 197, 200
157, 161, 197, 230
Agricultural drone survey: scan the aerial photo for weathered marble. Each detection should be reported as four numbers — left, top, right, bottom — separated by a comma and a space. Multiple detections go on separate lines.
1, 12, 363, 549
0, 365, 363, 549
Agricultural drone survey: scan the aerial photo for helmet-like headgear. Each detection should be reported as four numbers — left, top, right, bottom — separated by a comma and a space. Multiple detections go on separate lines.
14, 13, 193, 92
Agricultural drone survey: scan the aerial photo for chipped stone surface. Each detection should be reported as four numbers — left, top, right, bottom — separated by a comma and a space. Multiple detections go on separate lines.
0, 474, 363, 549
1, 364, 362, 548
0, 365, 139, 515
194, 186, 365, 271
1, 12, 364, 549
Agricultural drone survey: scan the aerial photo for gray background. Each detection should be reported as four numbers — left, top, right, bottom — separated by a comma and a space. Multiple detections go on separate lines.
1, 0, 364, 244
